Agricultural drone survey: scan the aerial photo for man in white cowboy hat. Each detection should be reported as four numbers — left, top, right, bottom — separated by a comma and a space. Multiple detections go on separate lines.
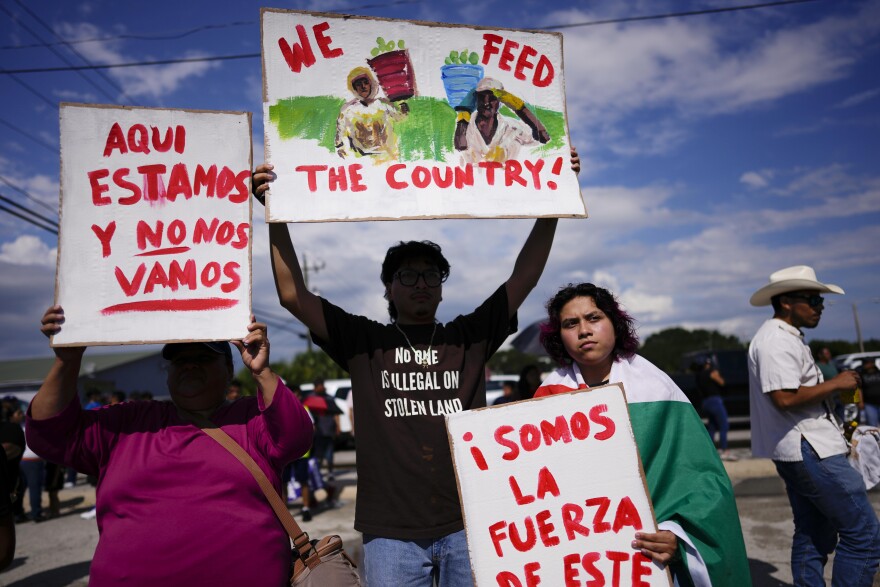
747, 265, 880, 586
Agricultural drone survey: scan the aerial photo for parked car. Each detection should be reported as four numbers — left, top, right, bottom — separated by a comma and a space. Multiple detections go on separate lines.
833, 352, 880, 371
298, 378, 354, 450
485, 374, 519, 405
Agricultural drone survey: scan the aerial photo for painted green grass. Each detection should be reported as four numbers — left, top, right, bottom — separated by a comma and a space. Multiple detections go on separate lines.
268, 95, 567, 162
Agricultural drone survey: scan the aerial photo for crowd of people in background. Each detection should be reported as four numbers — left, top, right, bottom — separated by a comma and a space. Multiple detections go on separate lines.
0, 389, 161, 526
1, 377, 357, 529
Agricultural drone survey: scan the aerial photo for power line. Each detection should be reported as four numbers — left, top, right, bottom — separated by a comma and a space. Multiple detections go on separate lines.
0, 175, 58, 218
0, 21, 256, 50
0, 193, 58, 228
2, 53, 260, 74
0, 4, 117, 102
3, 71, 58, 109
0, 116, 57, 153
0, 0, 826, 75
12, 0, 137, 105
0, 1, 425, 51
542, 0, 824, 30
0, 203, 57, 234
255, 314, 309, 339
252, 303, 300, 325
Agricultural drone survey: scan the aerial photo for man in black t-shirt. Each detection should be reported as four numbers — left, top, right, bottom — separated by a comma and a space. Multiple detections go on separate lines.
253, 148, 580, 587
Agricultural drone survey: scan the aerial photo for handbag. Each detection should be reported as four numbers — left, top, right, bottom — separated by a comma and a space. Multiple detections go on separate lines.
188, 413, 362, 586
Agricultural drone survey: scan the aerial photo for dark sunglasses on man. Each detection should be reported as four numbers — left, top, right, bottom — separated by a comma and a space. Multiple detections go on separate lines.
785, 293, 824, 308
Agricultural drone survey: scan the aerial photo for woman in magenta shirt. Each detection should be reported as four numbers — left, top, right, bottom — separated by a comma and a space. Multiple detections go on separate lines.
28, 306, 313, 586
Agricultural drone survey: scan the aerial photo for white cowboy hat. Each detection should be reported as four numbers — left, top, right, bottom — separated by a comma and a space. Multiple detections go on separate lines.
750, 265, 844, 307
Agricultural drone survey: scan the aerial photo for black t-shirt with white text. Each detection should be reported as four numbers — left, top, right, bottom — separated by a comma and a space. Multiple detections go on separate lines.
313, 284, 514, 539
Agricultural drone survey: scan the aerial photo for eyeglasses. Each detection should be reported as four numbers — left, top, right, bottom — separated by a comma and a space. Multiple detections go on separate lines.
785, 293, 824, 308
394, 269, 446, 287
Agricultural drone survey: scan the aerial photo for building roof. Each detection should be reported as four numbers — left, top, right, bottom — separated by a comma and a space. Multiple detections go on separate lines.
0, 350, 160, 385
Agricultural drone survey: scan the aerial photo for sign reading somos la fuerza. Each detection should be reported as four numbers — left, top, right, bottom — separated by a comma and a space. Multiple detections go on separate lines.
53, 104, 253, 346
446, 385, 672, 587
261, 8, 585, 222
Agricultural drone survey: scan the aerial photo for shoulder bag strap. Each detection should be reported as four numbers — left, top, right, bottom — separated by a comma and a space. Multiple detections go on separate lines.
184, 411, 319, 564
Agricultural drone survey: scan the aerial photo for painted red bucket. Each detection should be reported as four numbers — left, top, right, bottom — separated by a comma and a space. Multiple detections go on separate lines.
367, 49, 417, 101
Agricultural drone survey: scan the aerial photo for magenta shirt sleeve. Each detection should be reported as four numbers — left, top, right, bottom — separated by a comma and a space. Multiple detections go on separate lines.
25, 397, 115, 477
253, 378, 314, 469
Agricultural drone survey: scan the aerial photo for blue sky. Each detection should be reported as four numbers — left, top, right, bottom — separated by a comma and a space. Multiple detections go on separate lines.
1, 0, 878, 364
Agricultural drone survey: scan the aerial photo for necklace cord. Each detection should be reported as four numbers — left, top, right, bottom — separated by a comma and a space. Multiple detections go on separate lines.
394, 321, 439, 368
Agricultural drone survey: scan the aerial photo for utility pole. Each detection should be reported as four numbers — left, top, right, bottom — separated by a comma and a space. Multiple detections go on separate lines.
301, 252, 325, 353
853, 303, 864, 354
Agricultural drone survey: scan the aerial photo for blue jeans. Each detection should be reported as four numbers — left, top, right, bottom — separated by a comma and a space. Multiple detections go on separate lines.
19, 459, 45, 520
862, 404, 879, 427
775, 438, 880, 587
702, 395, 729, 449
363, 530, 473, 587
313, 434, 335, 473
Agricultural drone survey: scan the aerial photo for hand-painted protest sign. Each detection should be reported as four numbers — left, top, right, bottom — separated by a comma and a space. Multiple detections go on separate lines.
261, 8, 585, 222
54, 103, 253, 346
446, 384, 672, 587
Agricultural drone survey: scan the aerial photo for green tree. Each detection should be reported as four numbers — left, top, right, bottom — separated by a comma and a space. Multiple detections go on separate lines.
282, 350, 347, 386
639, 328, 745, 374
235, 350, 346, 394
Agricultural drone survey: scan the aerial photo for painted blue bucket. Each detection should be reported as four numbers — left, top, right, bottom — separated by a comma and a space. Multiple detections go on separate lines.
441, 64, 484, 109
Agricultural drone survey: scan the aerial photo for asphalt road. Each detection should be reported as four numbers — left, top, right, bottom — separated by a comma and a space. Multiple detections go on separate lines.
2, 449, 878, 586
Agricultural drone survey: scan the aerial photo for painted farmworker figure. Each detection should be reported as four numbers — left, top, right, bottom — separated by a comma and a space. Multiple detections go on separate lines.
455, 77, 549, 163
336, 67, 409, 162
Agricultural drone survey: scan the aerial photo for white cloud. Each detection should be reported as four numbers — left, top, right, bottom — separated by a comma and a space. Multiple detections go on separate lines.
740, 163, 880, 202
772, 164, 864, 199
582, 184, 679, 228
0, 161, 60, 213
0, 235, 56, 267
554, 2, 880, 157
53, 89, 98, 102
740, 171, 770, 189
618, 289, 674, 321
53, 22, 221, 101
834, 87, 880, 109
528, 161, 880, 345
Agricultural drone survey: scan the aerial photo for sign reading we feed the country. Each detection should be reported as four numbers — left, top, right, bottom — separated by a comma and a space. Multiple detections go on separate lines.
53, 104, 253, 346
446, 385, 672, 587
261, 8, 585, 222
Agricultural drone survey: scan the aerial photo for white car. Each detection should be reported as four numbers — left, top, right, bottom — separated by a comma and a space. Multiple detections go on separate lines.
298, 378, 354, 449
834, 352, 880, 371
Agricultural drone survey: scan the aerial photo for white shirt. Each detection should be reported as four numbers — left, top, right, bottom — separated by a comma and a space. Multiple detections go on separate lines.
748, 318, 847, 460
462, 115, 534, 164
